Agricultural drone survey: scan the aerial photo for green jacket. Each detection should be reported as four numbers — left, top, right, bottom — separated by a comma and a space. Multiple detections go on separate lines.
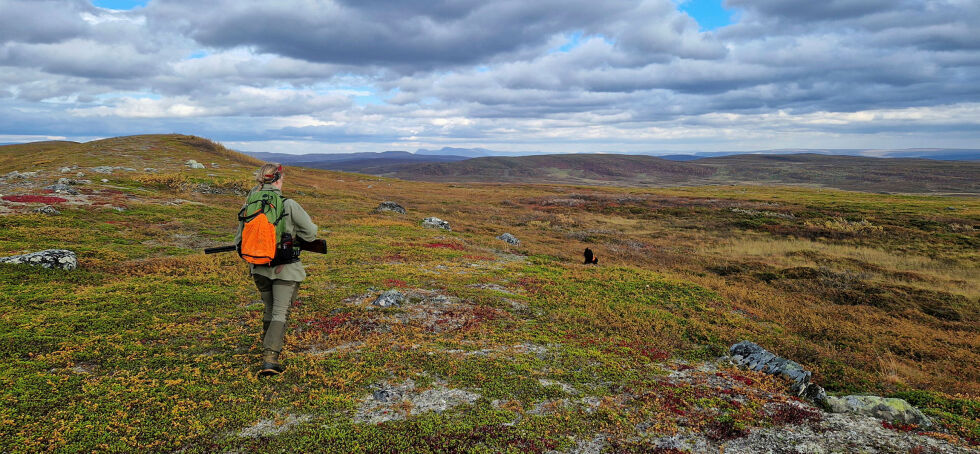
234, 184, 318, 282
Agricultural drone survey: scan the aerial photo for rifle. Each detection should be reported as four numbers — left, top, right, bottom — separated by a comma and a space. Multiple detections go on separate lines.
204, 238, 328, 255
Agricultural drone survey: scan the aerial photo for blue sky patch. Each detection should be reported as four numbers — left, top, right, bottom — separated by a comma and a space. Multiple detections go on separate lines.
91, 0, 149, 10
678, 0, 734, 31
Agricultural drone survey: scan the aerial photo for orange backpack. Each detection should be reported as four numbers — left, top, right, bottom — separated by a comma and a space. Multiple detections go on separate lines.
237, 190, 289, 265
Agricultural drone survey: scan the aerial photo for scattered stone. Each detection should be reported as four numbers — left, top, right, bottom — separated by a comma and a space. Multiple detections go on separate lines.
43, 184, 79, 195
59, 167, 72, 173
0, 249, 77, 270
374, 201, 406, 214
185, 159, 206, 169
238, 413, 311, 438
100, 179, 109, 183
3, 170, 37, 179
496, 233, 520, 245
355, 379, 481, 424
372, 290, 405, 308
722, 413, 962, 453
730, 341, 826, 405
421, 216, 451, 230
32, 205, 60, 215
142, 168, 158, 173
76, 172, 85, 177
91, 166, 114, 174
825, 395, 932, 427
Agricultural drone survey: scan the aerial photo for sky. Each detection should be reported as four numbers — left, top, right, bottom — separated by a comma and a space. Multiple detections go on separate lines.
0, 0, 978, 155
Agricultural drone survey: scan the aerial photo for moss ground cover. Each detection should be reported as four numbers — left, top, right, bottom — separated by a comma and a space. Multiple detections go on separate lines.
0, 135, 977, 451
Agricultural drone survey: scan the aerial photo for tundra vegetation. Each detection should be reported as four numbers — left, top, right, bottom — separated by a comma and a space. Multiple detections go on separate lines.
0, 135, 977, 452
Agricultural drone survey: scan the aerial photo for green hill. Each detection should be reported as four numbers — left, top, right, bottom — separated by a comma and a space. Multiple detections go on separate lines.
0, 135, 977, 452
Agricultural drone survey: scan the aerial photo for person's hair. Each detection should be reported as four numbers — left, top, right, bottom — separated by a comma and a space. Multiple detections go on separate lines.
255, 163, 283, 185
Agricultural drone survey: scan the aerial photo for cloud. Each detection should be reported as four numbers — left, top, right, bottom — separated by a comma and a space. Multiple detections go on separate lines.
0, 0, 976, 152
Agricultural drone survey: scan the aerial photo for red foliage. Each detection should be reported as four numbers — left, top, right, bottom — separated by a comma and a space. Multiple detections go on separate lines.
617, 339, 670, 361
2, 195, 68, 204
718, 372, 755, 386
770, 402, 822, 425
424, 242, 465, 250
302, 313, 352, 335
384, 278, 408, 288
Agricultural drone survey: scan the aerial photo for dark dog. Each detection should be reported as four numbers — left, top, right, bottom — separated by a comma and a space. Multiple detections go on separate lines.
583, 248, 598, 264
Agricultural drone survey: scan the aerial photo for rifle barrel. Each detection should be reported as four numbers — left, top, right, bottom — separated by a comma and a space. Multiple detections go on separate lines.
204, 245, 237, 254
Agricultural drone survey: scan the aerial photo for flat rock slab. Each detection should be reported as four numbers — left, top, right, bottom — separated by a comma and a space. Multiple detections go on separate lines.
0, 249, 77, 270
825, 395, 932, 427
354, 379, 481, 424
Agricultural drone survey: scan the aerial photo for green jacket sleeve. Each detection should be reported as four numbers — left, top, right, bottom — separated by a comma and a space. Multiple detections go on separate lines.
286, 199, 317, 242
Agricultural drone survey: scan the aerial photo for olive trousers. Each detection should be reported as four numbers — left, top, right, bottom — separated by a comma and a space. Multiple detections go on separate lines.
253, 275, 299, 353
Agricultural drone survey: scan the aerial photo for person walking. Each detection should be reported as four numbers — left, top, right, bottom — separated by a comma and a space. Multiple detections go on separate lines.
235, 163, 318, 376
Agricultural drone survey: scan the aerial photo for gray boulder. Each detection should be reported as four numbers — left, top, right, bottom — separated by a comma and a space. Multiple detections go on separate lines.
825, 395, 932, 428
91, 166, 114, 174
372, 290, 405, 308
496, 233, 520, 245
44, 184, 79, 195
730, 341, 827, 405
185, 160, 206, 169
0, 249, 77, 270
374, 201, 406, 214
32, 205, 60, 215
422, 217, 451, 231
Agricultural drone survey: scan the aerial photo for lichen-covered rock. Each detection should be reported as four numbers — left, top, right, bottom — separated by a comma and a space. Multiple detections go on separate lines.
496, 233, 520, 245
0, 249, 77, 270
43, 184, 79, 195
185, 160, 206, 169
730, 341, 826, 406
32, 205, 60, 215
374, 201, 406, 214
372, 290, 405, 307
825, 395, 932, 427
91, 166, 114, 174
421, 216, 451, 230
355, 379, 481, 424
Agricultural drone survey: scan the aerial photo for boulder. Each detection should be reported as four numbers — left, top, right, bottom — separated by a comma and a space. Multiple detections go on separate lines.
32, 205, 60, 215
44, 184, 79, 195
59, 167, 73, 173
0, 249, 77, 270
496, 233, 520, 245
372, 290, 404, 308
825, 395, 932, 428
91, 166, 114, 174
185, 160, 206, 169
374, 201, 406, 214
422, 217, 451, 231
730, 341, 826, 406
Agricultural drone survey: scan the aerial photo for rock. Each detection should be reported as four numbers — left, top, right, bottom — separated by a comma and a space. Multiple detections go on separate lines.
100, 179, 109, 183
142, 168, 158, 173
4, 170, 37, 179
496, 233, 520, 245
374, 201, 406, 214
372, 290, 405, 307
185, 159, 205, 169
355, 379, 481, 424
0, 249, 77, 270
57, 178, 77, 185
76, 172, 85, 177
238, 413, 311, 438
59, 167, 72, 173
421, 216, 451, 230
91, 166, 114, 174
730, 341, 826, 407
43, 184, 79, 195
32, 205, 60, 215
825, 395, 932, 427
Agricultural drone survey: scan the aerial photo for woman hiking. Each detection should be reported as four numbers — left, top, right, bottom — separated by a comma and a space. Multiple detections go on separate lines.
235, 163, 318, 376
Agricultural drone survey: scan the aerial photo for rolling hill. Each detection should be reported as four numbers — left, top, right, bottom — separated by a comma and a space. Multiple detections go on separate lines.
368, 153, 980, 193
0, 135, 977, 452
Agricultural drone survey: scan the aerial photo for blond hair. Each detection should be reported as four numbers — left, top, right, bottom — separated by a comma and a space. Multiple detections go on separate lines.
255, 163, 283, 185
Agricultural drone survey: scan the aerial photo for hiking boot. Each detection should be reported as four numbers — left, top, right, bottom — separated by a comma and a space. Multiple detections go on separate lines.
259, 350, 284, 377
